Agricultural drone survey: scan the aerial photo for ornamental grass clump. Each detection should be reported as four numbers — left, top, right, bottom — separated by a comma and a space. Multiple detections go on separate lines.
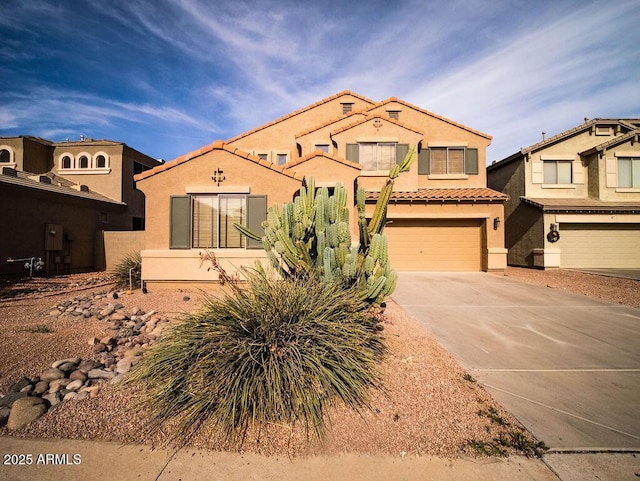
111, 251, 142, 290
128, 266, 384, 445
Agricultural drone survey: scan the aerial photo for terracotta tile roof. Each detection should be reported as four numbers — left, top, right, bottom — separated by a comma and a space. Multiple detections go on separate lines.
134, 140, 303, 182
226, 91, 376, 143
366, 188, 508, 202
521, 197, 640, 213
330, 113, 424, 136
284, 150, 362, 171
369, 97, 492, 140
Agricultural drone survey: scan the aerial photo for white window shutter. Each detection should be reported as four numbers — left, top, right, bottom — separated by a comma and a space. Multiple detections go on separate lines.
573, 160, 585, 184
605, 157, 617, 187
531, 161, 543, 184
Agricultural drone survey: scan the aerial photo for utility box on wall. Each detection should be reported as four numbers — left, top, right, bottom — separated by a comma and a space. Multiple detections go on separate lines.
45, 224, 63, 251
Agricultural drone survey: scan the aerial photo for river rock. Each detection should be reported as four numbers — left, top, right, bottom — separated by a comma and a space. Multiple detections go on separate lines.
42, 392, 60, 407
0, 407, 10, 427
78, 359, 103, 373
40, 368, 65, 382
88, 369, 116, 380
65, 380, 84, 391
33, 380, 49, 395
69, 370, 87, 382
7, 397, 48, 430
0, 392, 29, 408
52, 358, 81, 369
9, 377, 33, 393
48, 379, 71, 393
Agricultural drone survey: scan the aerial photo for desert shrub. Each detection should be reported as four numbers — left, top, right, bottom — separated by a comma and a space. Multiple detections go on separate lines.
111, 251, 141, 290
128, 266, 384, 445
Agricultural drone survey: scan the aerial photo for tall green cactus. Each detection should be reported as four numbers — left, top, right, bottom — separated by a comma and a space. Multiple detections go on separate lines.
234, 147, 415, 306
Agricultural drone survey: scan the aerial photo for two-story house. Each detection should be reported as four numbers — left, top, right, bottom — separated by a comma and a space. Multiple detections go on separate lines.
0, 136, 161, 276
487, 118, 640, 269
135, 91, 508, 289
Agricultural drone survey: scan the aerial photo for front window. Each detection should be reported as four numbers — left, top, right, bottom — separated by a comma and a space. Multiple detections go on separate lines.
360, 142, 396, 171
618, 157, 640, 188
0, 149, 10, 163
192, 194, 246, 248
430, 147, 464, 174
543, 160, 572, 184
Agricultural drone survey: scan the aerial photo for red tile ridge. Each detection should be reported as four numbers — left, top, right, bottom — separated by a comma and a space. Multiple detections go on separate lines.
226, 91, 376, 143
284, 150, 362, 170
330, 113, 424, 136
295, 111, 368, 138
371, 98, 492, 140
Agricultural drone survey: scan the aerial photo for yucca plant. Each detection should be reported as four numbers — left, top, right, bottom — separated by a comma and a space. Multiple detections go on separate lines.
127, 265, 384, 445
111, 251, 142, 290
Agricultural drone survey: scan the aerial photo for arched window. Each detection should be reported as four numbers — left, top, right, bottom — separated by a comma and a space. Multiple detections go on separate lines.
62, 155, 72, 169
79, 155, 89, 168
0, 149, 10, 163
93, 152, 109, 169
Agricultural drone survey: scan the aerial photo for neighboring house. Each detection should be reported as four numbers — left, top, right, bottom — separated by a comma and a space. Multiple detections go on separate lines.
135, 91, 508, 289
487, 118, 640, 269
0, 136, 161, 276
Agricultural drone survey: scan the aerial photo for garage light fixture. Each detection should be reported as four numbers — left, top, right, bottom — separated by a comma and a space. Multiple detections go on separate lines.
493, 217, 501, 230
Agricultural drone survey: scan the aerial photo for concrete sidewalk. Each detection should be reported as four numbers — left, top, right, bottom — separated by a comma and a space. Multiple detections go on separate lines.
0, 436, 559, 481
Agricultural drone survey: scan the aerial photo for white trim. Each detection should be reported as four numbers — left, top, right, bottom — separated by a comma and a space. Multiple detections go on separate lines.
58, 152, 75, 169
428, 174, 469, 180
381, 213, 491, 219
76, 152, 92, 169
356, 137, 398, 143
555, 214, 640, 223
427, 141, 468, 147
614, 151, 640, 158
185, 185, 251, 194
60, 168, 111, 175
616, 188, 640, 193
0, 145, 15, 165
541, 184, 577, 189
540, 154, 577, 161
93, 151, 110, 169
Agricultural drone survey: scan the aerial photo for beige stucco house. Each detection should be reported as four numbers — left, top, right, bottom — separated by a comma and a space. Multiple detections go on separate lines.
135, 91, 508, 289
487, 118, 640, 269
0, 136, 161, 276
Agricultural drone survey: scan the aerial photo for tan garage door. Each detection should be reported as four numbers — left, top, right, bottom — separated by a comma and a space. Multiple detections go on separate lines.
559, 223, 640, 268
385, 219, 483, 271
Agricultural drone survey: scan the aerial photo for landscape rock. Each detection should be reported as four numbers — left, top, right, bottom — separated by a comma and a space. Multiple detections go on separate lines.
65, 380, 84, 391
7, 397, 48, 430
33, 381, 49, 395
69, 370, 88, 382
52, 358, 81, 369
88, 369, 116, 380
42, 392, 60, 407
0, 407, 10, 427
78, 360, 103, 373
9, 377, 33, 393
48, 379, 71, 393
0, 392, 30, 408
40, 368, 65, 382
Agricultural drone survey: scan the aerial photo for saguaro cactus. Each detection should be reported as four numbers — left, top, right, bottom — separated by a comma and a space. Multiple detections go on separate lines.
235, 147, 414, 305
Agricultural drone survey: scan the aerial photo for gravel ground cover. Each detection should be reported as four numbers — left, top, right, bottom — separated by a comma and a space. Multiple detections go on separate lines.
1, 267, 637, 457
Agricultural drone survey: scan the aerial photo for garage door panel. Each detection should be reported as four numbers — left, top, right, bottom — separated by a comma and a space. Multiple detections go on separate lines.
559, 223, 640, 268
386, 219, 482, 271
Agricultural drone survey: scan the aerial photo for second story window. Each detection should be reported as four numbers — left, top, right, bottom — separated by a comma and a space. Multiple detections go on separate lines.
62, 155, 72, 169
618, 157, 640, 188
276, 153, 288, 165
543, 160, 572, 184
78, 155, 89, 168
0, 148, 11, 163
430, 147, 465, 174
315, 144, 330, 153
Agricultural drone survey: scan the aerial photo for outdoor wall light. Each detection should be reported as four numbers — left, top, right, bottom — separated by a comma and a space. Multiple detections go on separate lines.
493, 217, 501, 230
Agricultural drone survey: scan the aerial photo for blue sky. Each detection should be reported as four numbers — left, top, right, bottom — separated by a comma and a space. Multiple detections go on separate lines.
1, 0, 638, 164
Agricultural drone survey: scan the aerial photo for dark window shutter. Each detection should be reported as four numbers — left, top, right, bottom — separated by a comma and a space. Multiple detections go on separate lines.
170, 196, 191, 249
418, 148, 430, 174
246, 195, 267, 249
346, 143, 359, 163
465, 148, 478, 175
396, 143, 409, 165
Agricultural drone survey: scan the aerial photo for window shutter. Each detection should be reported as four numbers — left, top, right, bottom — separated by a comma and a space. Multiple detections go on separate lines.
531, 162, 543, 184
605, 157, 617, 187
346, 143, 359, 163
396, 144, 409, 165
572, 160, 585, 184
465, 148, 478, 174
246, 195, 267, 249
418, 148, 430, 175
170, 196, 191, 249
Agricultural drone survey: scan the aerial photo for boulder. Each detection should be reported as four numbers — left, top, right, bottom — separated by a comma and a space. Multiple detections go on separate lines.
0, 392, 29, 408
7, 397, 48, 430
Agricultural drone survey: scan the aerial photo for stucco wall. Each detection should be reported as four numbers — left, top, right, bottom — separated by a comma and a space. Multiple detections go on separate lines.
96, 230, 146, 272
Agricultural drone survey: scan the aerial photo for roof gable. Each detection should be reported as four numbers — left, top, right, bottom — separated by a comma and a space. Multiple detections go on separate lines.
134, 140, 303, 182
368, 97, 492, 140
284, 150, 362, 171
226, 91, 376, 144
330, 113, 424, 137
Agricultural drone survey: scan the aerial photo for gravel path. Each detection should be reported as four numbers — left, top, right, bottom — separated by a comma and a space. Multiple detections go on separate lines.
1, 268, 637, 457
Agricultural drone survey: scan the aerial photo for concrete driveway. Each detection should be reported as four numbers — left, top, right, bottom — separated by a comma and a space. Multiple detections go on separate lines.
392, 272, 640, 451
